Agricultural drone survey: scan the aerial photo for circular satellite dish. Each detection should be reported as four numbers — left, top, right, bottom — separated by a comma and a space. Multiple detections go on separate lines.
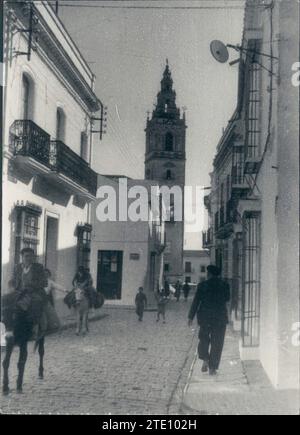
210, 40, 229, 63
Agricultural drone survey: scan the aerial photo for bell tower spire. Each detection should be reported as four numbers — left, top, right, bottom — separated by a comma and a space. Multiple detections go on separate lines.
144, 61, 187, 281
153, 61, 180, 120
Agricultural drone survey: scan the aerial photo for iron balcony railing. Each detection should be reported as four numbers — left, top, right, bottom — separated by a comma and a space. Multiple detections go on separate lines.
10, 120, 97, 196
50, 140, 97, 196
10, 120, 51, 167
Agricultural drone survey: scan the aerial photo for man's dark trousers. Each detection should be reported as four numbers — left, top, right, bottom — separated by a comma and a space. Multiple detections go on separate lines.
198, 322, 227, 371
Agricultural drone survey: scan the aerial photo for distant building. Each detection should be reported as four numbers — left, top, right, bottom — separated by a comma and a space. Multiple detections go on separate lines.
183, 250, 210, 285
144, 62, 186, 282
2, 1, 101, 320
204, 0, 299, 389
90, 175, 165, 306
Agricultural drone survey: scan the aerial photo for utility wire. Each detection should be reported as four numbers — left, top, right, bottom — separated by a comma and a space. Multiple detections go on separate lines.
53, 1, 245, 10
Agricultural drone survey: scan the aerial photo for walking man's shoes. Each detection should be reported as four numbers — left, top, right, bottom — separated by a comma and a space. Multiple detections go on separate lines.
209, 369, 217, 376
201, 360, 209, 373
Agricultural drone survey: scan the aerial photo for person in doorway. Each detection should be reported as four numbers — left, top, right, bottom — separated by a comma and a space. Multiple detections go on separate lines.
188, 265, 230, 376
135, 287, 147, 322
183, 278, 190, 301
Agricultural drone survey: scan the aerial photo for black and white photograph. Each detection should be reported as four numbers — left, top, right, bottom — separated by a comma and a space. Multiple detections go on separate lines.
1, 0, 299, 417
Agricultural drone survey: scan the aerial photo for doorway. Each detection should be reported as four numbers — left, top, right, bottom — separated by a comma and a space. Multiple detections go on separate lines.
45, 216, 59, 279
97, 251, 123, 300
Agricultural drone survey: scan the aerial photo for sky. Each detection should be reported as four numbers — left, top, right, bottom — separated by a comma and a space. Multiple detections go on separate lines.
58, 0, 245, 249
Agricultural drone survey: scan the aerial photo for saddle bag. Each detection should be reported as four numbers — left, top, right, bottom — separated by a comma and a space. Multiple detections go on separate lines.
63, 290, 76, 309
94, 291, 105, 309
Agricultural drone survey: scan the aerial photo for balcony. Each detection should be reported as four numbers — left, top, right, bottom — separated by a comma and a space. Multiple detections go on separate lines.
244, 158, 261, 174
10, 120, 97, 199
202, 228, 213, 249
10, 119, 51, 168
50, 140, 97, 196
231, 146, 250, 197
215, 201, 236, 240
244, 146, 261, 174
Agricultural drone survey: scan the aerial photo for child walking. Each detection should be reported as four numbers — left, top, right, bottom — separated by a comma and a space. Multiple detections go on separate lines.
156, 289, 168, 323
135, 287, 147, 321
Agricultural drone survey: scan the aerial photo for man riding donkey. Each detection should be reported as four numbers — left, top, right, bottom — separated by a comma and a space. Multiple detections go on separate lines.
2, 247, 48, 394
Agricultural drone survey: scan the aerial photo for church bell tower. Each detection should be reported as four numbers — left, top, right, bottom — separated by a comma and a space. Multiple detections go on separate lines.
145, 61, 186, 280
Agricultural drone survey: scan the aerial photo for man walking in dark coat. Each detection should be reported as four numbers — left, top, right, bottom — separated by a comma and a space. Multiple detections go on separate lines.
135, 287, 147, 321
188, 265, 230, 376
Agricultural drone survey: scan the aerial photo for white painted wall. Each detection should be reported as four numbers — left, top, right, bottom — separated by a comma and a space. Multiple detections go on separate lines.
2, 5, 98, 321
183, 252, 210, 285
90, 176, 160, 306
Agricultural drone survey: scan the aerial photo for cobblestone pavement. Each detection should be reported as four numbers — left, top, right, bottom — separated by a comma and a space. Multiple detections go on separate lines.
182, 329, 300, 416
1, 299, 197, 415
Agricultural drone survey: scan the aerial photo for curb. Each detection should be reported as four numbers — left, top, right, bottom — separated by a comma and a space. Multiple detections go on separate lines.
167, 328, 198, 415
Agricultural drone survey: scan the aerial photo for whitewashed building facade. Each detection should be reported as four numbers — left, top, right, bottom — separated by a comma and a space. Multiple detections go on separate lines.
204, 0, 299, 389
90, 176, 166, 306
2, 1, 102, 319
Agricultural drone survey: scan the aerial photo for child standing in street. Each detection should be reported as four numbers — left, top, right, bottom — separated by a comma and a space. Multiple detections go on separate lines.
135, 287, 147, 321
156, 289, 168, 323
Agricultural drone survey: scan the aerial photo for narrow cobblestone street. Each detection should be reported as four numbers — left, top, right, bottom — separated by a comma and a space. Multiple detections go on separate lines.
1, 299, 197, 415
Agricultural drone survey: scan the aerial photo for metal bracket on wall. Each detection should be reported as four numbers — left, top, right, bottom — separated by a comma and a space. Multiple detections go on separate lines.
14, 2, 39, 61
91, 103, 108, 141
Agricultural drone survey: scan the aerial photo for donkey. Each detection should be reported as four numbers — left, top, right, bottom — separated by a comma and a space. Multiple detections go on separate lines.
1, 290, 47, 395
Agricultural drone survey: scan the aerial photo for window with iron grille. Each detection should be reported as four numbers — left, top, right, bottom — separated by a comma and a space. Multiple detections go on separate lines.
15, 203, 42, 264
77, 224, 92, 271
242, 212, 261, 347
245, 41, 262, 160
